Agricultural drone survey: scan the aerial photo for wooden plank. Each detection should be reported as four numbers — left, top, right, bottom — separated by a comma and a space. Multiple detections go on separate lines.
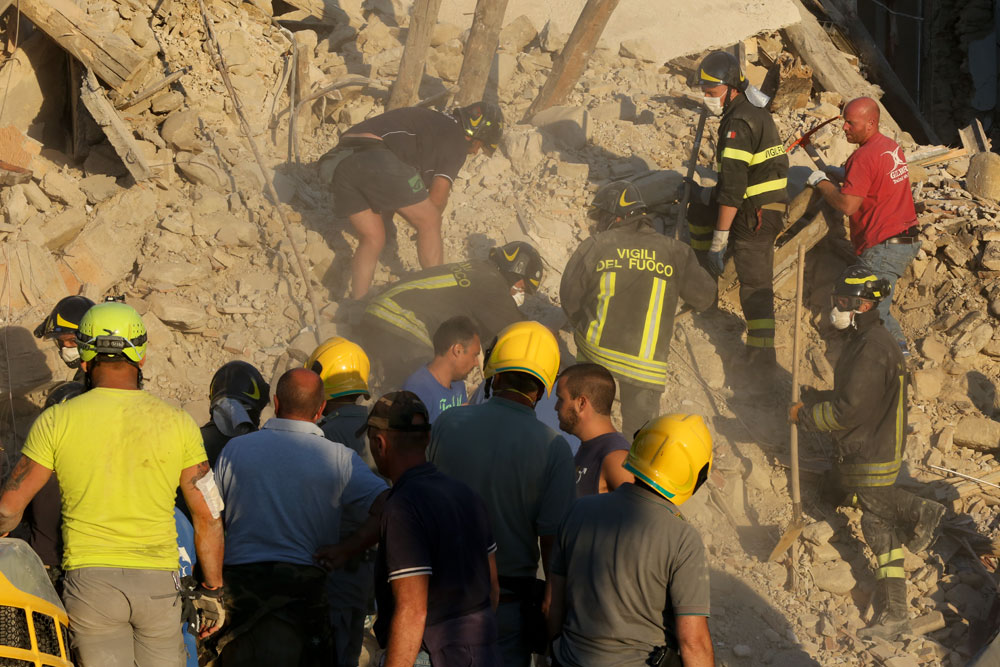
387, 0, 442, 110
526, 0, 621, 117
79, 68, 151, 182
20, 0, 152, 96
783, 0, 904, 140
455, 0, 510, 106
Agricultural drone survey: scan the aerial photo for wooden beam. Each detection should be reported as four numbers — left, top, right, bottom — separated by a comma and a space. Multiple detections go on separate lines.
526, 0, 620, 118
79, 68, 151, 182
783, 0, 904, 140
819, 0, 939, 144
20, 0, 152, 96
454, 0, 509, 106
387, 0, 443, 110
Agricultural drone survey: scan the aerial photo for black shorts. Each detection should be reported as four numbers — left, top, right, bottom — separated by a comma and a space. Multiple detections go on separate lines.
331, 138, 429, 217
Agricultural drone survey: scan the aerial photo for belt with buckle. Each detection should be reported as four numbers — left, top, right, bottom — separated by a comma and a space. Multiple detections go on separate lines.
884, 227, 919, 245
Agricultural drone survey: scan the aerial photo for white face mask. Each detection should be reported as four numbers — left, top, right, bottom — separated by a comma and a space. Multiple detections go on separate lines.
511, 287, 526, 307
60, 346, 81, 366
829, 307, 855, 330
703, 94, 725, 116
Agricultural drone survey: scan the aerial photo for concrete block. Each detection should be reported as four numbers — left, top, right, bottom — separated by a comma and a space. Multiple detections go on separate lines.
139, 260, 211, 288
911, 368, 945, 401
40, 171, 86, 208
966, 151, 1000, 202
530, 105, 589, 150
954, 414, 1000, 452
149, 294, 208, 331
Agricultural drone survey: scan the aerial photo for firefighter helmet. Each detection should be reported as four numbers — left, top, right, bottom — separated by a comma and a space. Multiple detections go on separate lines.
209, 361, 271, 413
624, 413, 713, 506
831, 265, 890, 311
454, 101, 504, 152
306, 337, 371, 399
483, 321, 560, 395
489, 241, 544, 294
76, 302, 147, 365
695, 51, 745, 90
588, 180, 648, 230
33, 296, 95, 340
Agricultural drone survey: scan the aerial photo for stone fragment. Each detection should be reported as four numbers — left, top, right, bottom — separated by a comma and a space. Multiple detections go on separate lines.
982, 242, 1000, 271
920, 336, 947, 364
78, 174, 119, 204
806, 541, 840, 563
946, 157, 970, 179
39, 209, 87, 250
21, 181, 51, 211
812, 560, 856, 595
3, 186, 33, 226
160, 212, 194, 235
943, 243, 972, 268
431, 22, 461, 47
910, 610, 946, 635
288, 329, 320, 362
802, 521, 834, 545
500, 127, 545, 174
151, 91, 184, 115
555, 160, 589, 182
530, 105, 589, 150
215, 215, 259, 247
619, 38, 657, 63
538, 19, 567, 53
149, 295, 208, 331
40, 171, 86, 207
966, 151, 1000, 202
499, 15, 537, 53
953, 322, 994, 359
911, 368, 945, 401
175, 152, 228, 191
160, 109, 204, 153
954, 415, 1000, 451
139, 261, 211, 288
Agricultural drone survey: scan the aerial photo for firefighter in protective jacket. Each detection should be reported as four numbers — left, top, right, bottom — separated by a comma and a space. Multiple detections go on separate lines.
691, 51, 788, 372
562, 182, 716, 436
790, 266, 945, 640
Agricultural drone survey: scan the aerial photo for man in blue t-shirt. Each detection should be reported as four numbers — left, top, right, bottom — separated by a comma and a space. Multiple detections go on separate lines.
402, 315, 481, 421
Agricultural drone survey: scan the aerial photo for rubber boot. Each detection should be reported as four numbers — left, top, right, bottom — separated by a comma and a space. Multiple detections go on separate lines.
907, 498, 946, 553
858, 578, 911, 640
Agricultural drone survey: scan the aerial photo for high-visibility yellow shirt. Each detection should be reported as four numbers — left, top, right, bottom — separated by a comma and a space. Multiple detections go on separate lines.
22, 388, 207, 570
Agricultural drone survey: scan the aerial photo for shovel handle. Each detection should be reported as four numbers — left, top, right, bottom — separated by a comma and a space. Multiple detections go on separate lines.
790, 244, 805, 514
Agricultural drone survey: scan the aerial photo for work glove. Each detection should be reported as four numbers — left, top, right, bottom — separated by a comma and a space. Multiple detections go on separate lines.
191, 584, 226, 638
707, 229, 728, 278
788, 401, 804, 424
806, 170, 829, 187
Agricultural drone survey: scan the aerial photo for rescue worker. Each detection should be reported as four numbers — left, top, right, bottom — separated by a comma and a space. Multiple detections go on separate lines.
202, 360, 271, 467
214, 368, 388, 666
790, 266, 946, 639
428, 321, 575, 666
402, 315, 481, 422
361, 241, 542, 389
363, 391, 501, 665
547, 414, 715, 666
808, 97, 919, 354
563, 181, 717, 436
0, 302, 226, 665
692, 51, 789, 372
33, 295, 95, 375
306, 336, 378, 666
324, 101, 504, 299
553, 363, 633, 496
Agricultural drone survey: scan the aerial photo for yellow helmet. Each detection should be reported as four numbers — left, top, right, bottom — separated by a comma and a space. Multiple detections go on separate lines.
624, 414, 713, 506
483, 321, 560, 395
306, 337, 371, 399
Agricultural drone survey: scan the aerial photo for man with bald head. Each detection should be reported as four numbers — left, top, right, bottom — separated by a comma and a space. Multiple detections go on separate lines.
809, 97, 919, 353
214, 368, 389, 665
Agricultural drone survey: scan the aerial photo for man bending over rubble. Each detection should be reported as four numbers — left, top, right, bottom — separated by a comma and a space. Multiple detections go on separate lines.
323, 101, 504, 300
790, 267, 945, 640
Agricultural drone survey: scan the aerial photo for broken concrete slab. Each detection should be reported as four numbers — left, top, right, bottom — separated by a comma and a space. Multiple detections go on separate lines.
954, 414, 1000, 452
149, 294, 208, 331
40, 171, 86, 208
40, 209, 88, 251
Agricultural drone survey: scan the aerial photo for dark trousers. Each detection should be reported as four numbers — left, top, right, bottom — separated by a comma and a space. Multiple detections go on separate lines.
619, 381, 663, 439
731, 206, 781, 354
849, 486, 924, 582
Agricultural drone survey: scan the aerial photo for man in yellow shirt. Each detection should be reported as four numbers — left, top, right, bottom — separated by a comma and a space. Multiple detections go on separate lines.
0, 302, 225, 666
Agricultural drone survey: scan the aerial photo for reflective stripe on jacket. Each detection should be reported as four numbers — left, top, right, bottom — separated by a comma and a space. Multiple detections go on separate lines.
714, 94, 788, 209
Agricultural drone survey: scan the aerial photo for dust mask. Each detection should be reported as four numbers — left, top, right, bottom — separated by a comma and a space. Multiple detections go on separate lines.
512, 287, 526, 307
829, 307, 855, 330
703, 94, 724, 116
60, 346, 81, 367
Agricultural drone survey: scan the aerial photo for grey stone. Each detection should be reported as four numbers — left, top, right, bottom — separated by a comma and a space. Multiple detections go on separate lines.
811, 560, 856, 595
78, 174, 119, 204
160, 110, 204, 153
530, 105, 589, 150
965, 151, 1000, 202
149, 295, 208, 331
954, 414, 1000, 451
499, 15, 537, 53
619, 38, 657, 63
911, 368, 945, 401
40, 171, 86, 208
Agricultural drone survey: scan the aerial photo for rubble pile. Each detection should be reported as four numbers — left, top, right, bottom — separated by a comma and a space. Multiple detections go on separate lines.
1, 1, 1000, 665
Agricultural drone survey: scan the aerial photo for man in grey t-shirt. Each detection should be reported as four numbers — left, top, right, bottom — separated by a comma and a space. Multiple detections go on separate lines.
547, 414, 715, 666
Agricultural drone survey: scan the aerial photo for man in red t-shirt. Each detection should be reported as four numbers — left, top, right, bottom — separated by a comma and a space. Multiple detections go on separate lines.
808, 97, 918, 352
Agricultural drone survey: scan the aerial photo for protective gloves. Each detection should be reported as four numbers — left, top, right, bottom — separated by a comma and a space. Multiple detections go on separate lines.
191, 584, 226, 637
707, 229, 729, 278
807, 170, 829, 187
